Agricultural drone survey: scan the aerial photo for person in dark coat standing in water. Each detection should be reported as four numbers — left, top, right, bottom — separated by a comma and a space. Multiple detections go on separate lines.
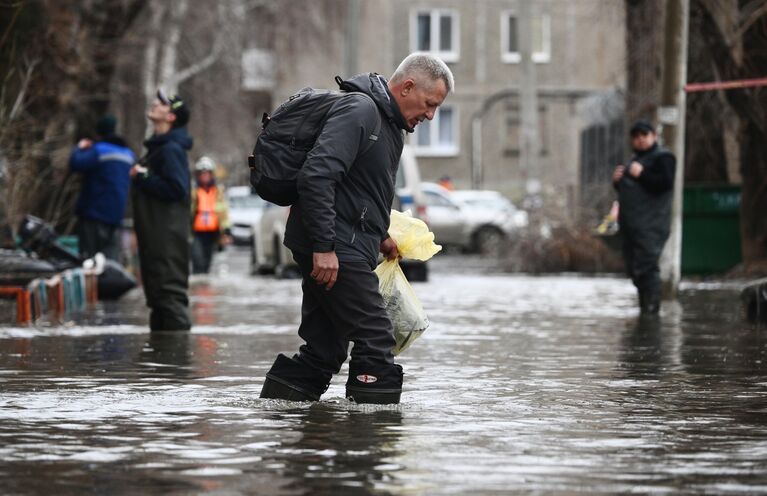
260, 53, 453, 404
131, 90, 193, 331
613, 120, 676, 315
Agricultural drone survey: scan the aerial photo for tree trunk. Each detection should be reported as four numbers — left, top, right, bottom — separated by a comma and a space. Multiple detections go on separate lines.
0, 0, 147, 234
698, 0, 767, 269
739, 120, 767, 269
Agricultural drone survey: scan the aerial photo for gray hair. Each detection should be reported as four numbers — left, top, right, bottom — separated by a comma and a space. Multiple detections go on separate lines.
390, 52, 455, 93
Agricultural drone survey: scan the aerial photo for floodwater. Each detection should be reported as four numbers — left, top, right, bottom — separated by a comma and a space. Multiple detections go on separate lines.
0, 250, 765, 495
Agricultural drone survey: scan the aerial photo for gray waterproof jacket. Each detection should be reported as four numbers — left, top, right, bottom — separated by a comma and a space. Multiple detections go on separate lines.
283, 73, 411, 268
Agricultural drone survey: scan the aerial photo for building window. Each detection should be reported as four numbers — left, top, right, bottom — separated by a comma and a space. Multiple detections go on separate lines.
411, 9, 459, 62
501, 11, 551, 64
413, 106, 458, 157
504, 103, 520, 157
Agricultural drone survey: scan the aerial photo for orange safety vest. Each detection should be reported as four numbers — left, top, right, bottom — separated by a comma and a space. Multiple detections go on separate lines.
193, 186, 220, 232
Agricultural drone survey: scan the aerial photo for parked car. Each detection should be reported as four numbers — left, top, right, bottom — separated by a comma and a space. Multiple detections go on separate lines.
393, 145, 429, 282
249, 145, 430, 281
421, 183, 528, 254
451, 189, 529, 232
249, 202, 295, 277
226, 186, 266, 245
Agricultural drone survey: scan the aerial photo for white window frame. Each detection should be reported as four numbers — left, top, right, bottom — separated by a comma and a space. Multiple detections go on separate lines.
410, 9, 460, 63
500, 10, 551, 64
412, 105, 459, 157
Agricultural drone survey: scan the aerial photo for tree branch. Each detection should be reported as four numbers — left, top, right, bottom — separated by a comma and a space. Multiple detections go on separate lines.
0, 0, 25, 54
167, 34, 224, 89
698, 2, 765, 135
143, 2, 166, 104
165, 0, 226, 91
8, 57, 38, 121
159, 0, 189, 92
732, 1, 767, 42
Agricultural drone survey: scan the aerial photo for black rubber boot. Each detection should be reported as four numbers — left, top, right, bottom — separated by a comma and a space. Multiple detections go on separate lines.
261, 375, 319, 401
345, 361, 403, 405
260, 354, 330, 402
640, 290, 661, 315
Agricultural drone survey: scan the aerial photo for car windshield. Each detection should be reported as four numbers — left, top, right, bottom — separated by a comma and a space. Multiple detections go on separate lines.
423, 190, 456, 207
228, 195, 265, 209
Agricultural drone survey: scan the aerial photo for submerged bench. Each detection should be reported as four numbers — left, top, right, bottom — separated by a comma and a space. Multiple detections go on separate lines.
0, 268, 98, 325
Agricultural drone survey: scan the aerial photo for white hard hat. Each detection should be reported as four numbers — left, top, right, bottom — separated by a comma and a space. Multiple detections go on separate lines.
195, 156, 216, 172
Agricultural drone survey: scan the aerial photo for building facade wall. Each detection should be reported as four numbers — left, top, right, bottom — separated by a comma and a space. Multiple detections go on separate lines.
273, 0, 625, 212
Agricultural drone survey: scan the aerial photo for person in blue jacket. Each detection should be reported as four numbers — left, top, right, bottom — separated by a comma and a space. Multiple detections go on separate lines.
69, 115, 135, 260
130, 90, 193, 332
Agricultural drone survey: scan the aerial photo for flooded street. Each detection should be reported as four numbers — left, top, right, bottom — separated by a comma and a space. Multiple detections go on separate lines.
1, 249, 765, 495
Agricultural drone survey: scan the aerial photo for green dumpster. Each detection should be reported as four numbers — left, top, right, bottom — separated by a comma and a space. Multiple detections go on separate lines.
682, 184, 742, 275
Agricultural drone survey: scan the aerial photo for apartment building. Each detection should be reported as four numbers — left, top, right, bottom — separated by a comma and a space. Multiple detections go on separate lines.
257, 0, 625, 211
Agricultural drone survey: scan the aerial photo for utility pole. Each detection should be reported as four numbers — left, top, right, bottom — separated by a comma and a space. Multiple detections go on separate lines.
658, 0, 689, 299
518, 0, 539, 190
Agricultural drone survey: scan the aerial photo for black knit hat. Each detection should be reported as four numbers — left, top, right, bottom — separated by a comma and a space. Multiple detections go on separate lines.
96, 115, 117, 137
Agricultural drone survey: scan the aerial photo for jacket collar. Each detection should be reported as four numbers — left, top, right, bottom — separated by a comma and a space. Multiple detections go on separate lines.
338, 73, 412, 133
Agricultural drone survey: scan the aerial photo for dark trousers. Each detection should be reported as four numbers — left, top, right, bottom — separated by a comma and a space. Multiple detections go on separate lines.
191, 231, 219, 274
133, 190, 191, 332
292, 252, 396, 377
622, 227, 667, 295
77, 218, 119, 260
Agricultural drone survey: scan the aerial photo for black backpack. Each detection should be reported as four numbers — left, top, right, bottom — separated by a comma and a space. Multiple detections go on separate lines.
248, 76, 382, 206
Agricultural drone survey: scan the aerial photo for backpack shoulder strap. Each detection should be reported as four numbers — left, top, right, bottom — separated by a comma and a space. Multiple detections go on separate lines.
350, 92, 382, 157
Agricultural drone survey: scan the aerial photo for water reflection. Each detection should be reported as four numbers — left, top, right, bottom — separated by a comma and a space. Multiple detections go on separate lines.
191, 283, 218, 326
138, 331, 193, 378
618, 316, 668, 380
272, 404, 403, 495
1, 251, 766, 494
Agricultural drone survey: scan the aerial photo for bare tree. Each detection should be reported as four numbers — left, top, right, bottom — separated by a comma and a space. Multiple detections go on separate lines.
139, 0, 227, 136
0, 0, 147, 237
697, 0, 767, 270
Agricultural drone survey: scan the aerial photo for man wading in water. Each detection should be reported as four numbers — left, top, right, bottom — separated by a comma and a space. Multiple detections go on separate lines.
260, 53, 454, 404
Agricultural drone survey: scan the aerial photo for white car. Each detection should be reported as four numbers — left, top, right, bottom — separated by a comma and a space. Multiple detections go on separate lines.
393, 145, 428, 281
226, 186, 266, 245
451, 189, 529, 233
421, 183, 528, 254
249, 145, 430, 281
250, 201, 295, 277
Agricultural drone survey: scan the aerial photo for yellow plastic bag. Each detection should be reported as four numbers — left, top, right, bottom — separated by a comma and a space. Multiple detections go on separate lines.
387, 210, 442, 261
375, 210, 441, 355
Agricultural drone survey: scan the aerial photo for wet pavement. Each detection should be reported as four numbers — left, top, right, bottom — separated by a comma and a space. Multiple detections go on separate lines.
1, 248, 765, 495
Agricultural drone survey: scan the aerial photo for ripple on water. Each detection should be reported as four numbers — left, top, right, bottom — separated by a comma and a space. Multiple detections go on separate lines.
0, 254, 765, 494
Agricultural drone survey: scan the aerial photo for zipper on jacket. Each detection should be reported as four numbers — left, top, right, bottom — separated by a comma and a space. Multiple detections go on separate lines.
350, 206, 368, 244
360, 206, 368, 232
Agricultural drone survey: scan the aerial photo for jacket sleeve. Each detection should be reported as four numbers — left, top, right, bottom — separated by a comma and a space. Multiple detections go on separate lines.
295, 95, 379, 252
638, 153, 676, 194
135, 143, 189, 201
69, 147, 100, 172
